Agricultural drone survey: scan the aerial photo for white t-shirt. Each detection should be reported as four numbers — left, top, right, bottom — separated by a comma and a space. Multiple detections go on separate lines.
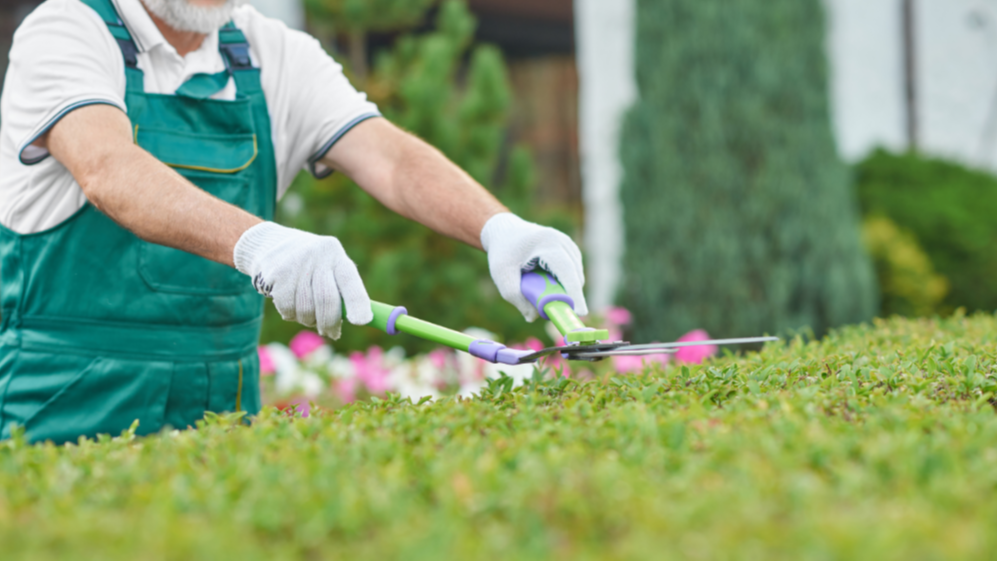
0, 0, 381, 234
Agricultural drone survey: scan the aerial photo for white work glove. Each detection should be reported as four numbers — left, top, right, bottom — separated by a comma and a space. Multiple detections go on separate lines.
480, 212, 588, 322
233, 222, 373, 339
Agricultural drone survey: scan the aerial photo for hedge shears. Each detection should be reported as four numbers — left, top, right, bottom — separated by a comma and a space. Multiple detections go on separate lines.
358, 270, 777, 365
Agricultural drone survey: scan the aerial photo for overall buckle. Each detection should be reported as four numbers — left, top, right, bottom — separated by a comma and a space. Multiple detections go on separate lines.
220, 43, 253, 71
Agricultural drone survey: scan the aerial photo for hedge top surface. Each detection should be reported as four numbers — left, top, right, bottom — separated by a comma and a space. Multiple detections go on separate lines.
3, 314, 997, 560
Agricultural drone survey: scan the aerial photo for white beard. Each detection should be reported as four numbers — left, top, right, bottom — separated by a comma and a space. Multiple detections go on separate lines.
142, 0, 248, 34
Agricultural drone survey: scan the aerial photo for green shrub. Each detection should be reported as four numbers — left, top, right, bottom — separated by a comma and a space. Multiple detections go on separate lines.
5, 315, 997, 559
856, 149, 997, 314
261, 1, 575, 352
619, 0, 877, 343
862, 215, 948, 317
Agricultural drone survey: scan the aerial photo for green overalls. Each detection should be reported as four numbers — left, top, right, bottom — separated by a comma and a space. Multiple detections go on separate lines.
0, 0, 277, 444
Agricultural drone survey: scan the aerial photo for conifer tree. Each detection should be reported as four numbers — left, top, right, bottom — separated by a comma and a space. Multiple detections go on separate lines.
619, 0, 877, 341
303, 0, 436, 79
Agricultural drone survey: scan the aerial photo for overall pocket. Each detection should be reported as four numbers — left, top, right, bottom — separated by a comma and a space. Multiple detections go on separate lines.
134, 127, 260, 296
205, 350, 261, 417
2, 350, 173, 444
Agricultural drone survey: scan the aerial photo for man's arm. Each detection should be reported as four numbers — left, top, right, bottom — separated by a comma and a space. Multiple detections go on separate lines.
321, 117, 507, 250
43, 103, 372, 336
42, 104, 262, 267
322, 117, 588, 320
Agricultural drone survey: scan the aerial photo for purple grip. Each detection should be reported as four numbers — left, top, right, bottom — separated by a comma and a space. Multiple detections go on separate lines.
520, 272, 575, 321
469, 340, 505, 363
386, 306, 408, 335
469, 340, 533, 365
496, 348, 533, 365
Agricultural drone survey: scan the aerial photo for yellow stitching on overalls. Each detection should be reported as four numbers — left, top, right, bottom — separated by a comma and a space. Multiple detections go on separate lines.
133, 125, 259, 173
167, 136, 258, 173
236, 360, 243, 412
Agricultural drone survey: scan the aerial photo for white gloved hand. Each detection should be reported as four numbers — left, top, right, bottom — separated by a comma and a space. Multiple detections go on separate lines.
233, 222, 373, 339
480, 212, 588, 322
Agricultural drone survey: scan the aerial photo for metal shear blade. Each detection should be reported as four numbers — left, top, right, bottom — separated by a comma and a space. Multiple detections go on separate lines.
531, 336, 780, 363
515, 342, 630, 364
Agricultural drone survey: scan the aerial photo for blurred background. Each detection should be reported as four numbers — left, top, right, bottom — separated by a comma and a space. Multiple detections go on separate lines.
1, 0, 996, 351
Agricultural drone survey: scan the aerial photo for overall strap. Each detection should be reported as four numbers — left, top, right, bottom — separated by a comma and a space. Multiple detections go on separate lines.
79, 0, 144, 93
218, 22, 263, 96
175, 22, 262, 100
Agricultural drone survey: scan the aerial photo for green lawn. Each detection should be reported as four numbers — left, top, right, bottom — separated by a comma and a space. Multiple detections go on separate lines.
3, 314, 997, 560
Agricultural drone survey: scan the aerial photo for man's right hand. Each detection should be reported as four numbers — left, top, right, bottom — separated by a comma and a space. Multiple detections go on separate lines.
233, 222, 373, 339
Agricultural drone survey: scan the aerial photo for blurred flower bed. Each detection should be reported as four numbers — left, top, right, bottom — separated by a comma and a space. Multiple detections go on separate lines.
259, 307, 719, 413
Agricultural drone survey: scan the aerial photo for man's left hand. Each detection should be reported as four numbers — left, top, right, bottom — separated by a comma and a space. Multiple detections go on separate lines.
481, 213, 588, 322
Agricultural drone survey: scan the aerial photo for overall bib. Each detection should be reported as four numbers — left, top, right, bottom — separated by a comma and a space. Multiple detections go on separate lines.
0, 0, 277, 444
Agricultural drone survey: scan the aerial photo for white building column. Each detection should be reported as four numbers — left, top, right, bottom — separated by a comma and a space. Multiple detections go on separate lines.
825, 0, 997, 170
824, 0, 907, 161
249, 0, 304, 29
917, 0, 997, 170
575, 0, 637, 313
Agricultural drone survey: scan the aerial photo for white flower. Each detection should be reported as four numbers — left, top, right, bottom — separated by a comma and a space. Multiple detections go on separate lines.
266, 343, 304, 395
266, 343, 328, 397
302, 345, 334, 369
328, 355, 355, 380
390, 360, 440, 402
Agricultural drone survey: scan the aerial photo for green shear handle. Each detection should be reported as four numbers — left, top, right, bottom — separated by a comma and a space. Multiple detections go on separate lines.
357, 269, 605, 365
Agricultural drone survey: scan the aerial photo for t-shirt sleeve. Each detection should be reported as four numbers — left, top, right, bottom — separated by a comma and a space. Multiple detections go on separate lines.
237, 8, 381, 198
1, 0, 127, 165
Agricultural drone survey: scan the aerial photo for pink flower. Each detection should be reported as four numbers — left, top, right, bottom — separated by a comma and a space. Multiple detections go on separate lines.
351, 346, 393, 395
675, 330, 718, 364
606, 326, 624, 343
613, 352, 670, 373
511, 337, 570, 377
258, 346, 275, 376
555, 362, 572, 378
605, 307, 632, 327
289, 331, 325, 359
598, 308, 633, 342
290, 397, 311, 417
539, 340, 573, 377
524, 338, 545, 352
428, 348, 449, 370
334, 377, 357, 404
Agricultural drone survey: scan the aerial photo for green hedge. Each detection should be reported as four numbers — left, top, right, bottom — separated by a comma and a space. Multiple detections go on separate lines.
5, 315, 997, 559
619, 0, 877, 343
857, 149, 997, 314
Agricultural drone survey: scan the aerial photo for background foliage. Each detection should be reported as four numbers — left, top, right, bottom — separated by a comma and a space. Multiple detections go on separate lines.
261, 1, 575, 353
856, 149, 997, 316
618, 0, 878, 343
303, 0, 434, 34
861, 215, 948, 318
303, 0, 436, 80
6, 315, 997, 559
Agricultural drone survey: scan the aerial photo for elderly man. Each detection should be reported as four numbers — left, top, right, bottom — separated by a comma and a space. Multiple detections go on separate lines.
0, 0, 587, 443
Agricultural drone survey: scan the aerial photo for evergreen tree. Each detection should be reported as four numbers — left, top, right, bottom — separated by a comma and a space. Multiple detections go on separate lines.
619, 0, 877, 342
303, 0, 437, 80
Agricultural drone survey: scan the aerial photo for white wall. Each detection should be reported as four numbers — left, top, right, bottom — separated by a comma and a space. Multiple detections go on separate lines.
574, 0, 636, 313
249, 0, 304, 29
826, 0, 997, 170
824, 0, 907, 160
918, 0, 997, 170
